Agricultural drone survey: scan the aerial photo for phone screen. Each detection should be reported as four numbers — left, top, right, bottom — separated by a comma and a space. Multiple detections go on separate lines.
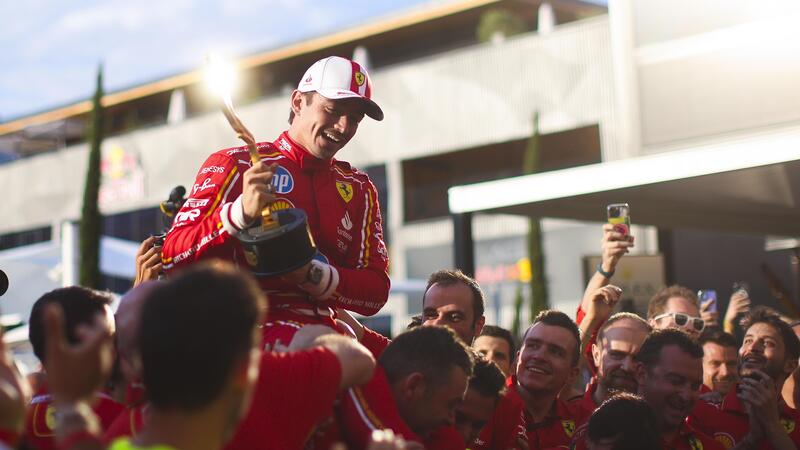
607, 203, 631, 236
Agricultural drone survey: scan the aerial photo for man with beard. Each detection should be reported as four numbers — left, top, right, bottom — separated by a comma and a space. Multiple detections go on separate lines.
634, 329, 722, 450
698, 328, 739, 395
571, 312, 651, 420
689, 306, 800, 450
473, 310, 586, 450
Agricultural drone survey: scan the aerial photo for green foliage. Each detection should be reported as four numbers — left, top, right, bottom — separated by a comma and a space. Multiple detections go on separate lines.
79, 65, 104, 288
476, 8, 528, 43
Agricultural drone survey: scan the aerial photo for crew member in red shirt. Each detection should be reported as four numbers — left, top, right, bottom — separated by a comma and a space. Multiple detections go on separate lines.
161, 56, 389, 345
689, 306, 800, 450
22, 287, 123, 450
476, 310, 588, 450
571, 312, 651, 421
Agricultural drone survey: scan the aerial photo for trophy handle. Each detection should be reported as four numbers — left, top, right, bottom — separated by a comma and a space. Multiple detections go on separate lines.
221, 102, 278, 230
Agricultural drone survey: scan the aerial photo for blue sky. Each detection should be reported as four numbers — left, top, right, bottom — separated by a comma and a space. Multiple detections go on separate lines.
0, 0, 439, 122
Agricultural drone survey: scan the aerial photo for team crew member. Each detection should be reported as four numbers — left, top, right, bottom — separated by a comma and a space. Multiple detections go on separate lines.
161, 56, 390, 343
23, 287, 124, 450
475, 311, 587, 450
689, 307, 800, 450
571, 312, 651, 419
698, 327, 739, 394
333, 326, 473, 450
474, 325, 515, 377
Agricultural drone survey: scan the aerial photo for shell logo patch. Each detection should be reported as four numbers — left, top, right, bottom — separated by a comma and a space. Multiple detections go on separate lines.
354, 71, 365, 86
271, 198, 295, 211
714, 432, 735, 449
244, 250, 258, 267
688, 435, 703, 450
336, 181, 353, 203
561, 420, 575, 437
781, 417, 796, 434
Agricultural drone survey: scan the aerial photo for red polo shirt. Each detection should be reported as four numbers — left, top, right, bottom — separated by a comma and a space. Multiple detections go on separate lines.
474, 376, 585, 450
225, 347, 341, 450
689, 384, 800, 449
569, 378, 599, 427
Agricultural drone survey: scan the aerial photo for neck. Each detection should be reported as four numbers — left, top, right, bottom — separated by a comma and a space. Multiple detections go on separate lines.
782, 372, 798, 409
516, 383, 557, 423
135, 406, 230, 450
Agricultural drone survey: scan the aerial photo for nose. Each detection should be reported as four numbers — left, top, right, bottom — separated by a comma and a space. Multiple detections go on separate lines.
334, 114, 351, 133
718, 364, 730, 377
621, 355, 635, 372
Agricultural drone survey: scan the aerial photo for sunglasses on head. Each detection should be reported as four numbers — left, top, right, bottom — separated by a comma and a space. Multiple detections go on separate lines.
653, 312, 705, 332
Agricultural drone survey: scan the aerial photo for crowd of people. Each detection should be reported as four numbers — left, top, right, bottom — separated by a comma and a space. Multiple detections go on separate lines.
1, 55, 799, 450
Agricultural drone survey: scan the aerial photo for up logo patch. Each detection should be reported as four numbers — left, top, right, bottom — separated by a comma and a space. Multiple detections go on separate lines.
781, 417, 796, 434
354, 71, 365, 86
336, 181, 353, 203
271, 166, 293, 194
561, 420, 575, 437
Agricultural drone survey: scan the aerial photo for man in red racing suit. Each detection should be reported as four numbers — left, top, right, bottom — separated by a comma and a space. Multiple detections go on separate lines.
162, 56, 389, 345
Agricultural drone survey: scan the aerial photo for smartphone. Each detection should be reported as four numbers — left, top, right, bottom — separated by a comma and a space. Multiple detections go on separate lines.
607, 203, 631, 236
698, 289, 718, 314
733, 281, 750, 296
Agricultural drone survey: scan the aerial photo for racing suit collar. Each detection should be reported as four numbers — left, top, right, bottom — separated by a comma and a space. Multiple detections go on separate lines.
274, 131, 334, 171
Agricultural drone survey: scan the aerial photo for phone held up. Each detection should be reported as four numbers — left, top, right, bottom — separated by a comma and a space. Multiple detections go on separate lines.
698, 289, 718, 314
607, 203, 631, 236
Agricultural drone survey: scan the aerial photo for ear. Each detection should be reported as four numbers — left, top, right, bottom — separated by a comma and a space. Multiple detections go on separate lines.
635, 362, 647, 386
400, 372, 427, 401
591, 342, 601, 369
474, 316, 486, 339
290, 90, 305, 117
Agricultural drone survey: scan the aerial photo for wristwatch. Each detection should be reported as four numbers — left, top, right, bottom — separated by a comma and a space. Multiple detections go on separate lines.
306, 263, 324, 285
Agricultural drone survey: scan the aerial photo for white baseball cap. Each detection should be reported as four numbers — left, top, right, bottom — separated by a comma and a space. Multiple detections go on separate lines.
297, 56, 384, 121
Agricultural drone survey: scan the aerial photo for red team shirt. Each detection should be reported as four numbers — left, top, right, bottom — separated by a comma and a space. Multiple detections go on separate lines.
689, 384, 800, 449
162, 132, 390, 341
23, 384, 124, 450
474, 376, 585, 450
225, 347, 342, 450
569, 420, 722, 450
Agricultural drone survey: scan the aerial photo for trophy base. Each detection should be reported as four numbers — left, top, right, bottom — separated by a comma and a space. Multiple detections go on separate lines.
236, 208, 316, 276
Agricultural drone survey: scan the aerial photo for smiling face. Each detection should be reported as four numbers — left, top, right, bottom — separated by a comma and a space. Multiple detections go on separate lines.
593, 318, 649, 398
740, 322, 792, 381
702, 342, 738, 394
516, 323, 578, 395
637, 345, 702, 433
288, 91, 365, 160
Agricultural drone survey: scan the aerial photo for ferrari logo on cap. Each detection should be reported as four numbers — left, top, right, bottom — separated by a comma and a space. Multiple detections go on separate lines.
354, 71, 365, 86
336, 181, 353, 203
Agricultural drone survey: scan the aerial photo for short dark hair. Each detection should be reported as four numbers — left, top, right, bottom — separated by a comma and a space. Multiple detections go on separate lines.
587, 392, 660, 449
424, 269, 485, 325
740, 306, 800, 362
525, 310, 581, 366
380, 326, 474, 389
469, 353, 506, 400
29, 286, 113, 363
139, 263, 266, 411
647, 285, 699, 319
478, 325, 516, 358
698, 327, 738, 349
288, 91, 315, 124
597, 312, 652, 343
635, 329, 703, 370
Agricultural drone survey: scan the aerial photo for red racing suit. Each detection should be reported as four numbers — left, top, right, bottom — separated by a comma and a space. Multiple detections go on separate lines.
162, 131, 390, 325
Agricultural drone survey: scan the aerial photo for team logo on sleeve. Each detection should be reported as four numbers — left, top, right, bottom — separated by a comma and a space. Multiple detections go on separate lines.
781, 417, 796, 433
336, 181, 353, 203
561, 420, 575, 437
271, 166, 293, 194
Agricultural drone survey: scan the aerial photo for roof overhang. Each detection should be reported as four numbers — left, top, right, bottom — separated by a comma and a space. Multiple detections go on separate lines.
448, 128, 800, 236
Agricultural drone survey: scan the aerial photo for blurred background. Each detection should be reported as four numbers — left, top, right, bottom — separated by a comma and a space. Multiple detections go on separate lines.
2, 0, 800, 368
